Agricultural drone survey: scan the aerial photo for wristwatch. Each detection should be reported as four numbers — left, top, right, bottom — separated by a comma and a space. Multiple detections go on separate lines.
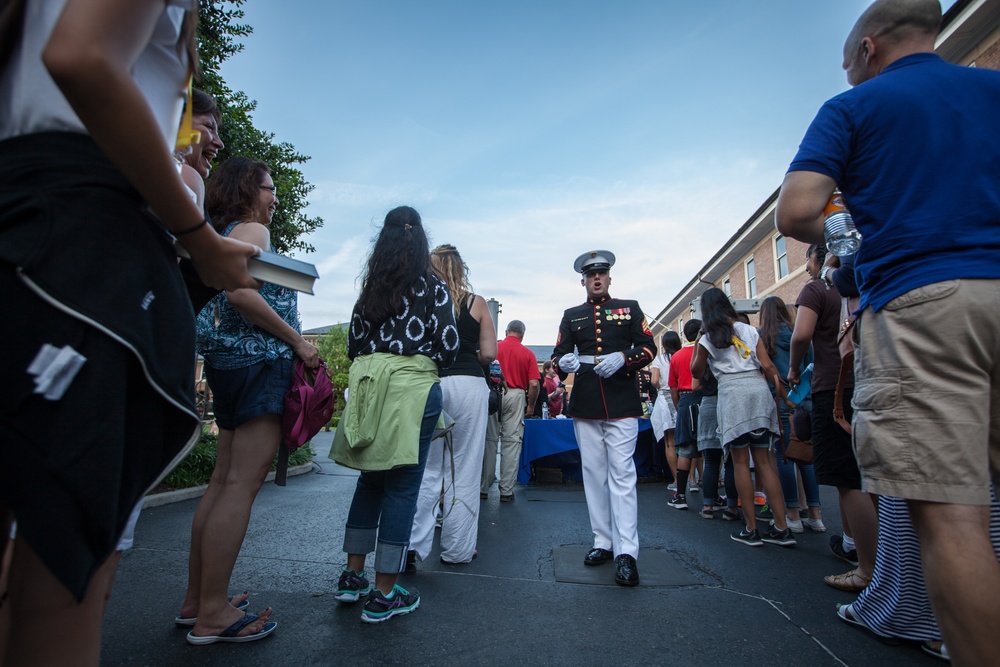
819, 266, 834, 285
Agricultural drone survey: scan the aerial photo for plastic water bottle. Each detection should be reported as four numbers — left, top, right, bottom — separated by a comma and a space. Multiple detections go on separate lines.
823, 190, 862, 256
542, 403, 549, 419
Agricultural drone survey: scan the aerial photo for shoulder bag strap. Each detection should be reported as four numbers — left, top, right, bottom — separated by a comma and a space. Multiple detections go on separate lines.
833, 320, 856, 435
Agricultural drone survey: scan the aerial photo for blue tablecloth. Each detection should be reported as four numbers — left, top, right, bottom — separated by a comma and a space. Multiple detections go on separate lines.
518, 418, 654, 484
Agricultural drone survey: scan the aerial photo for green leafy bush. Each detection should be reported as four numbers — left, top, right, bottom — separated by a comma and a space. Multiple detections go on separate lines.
162, 430, 314, 490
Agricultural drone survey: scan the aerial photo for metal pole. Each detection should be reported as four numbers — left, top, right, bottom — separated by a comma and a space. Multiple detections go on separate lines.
486, 298, 501, 334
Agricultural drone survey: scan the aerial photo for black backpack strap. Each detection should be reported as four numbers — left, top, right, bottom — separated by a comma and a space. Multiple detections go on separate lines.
275, 446, 289, 486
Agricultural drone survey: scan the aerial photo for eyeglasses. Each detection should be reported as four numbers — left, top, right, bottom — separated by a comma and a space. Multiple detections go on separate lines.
259, 185, 276, 193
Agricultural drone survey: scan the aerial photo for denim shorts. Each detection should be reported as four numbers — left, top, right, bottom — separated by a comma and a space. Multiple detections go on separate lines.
728, 429, 771, 450
674, 391, 702, 454
206, 358, 294, 430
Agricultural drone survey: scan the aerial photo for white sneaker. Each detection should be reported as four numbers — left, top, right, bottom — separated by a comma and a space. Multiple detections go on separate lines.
667, 483, 677, 491
785, 517, 804, 534
689, 484, 700, 493
803, 518, 827, 532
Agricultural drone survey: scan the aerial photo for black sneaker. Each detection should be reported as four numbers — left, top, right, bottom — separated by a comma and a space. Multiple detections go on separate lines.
711, 496, 727, 510
698, 506, 715, 519
721, 507, 741, 522
334, 569, 372, 603
731, 527, 763, 547
761, 524, 797, 547
756, 503, 773, 521
667, 493, 688, 510
830, 535, 860, 566
361, 585, 420, 623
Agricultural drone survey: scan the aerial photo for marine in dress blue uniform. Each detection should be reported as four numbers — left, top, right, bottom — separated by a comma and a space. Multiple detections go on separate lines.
552, 250, 655, 586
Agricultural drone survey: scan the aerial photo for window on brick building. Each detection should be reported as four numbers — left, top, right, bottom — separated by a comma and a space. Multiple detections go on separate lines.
678, 316, 684, 334
745, 257, 757, 298
723, 277, 731, 296
774, 234, 788, 280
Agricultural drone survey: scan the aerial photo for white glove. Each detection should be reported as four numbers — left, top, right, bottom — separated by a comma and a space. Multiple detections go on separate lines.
558, 353, 580, 373
594, 352, 626, 378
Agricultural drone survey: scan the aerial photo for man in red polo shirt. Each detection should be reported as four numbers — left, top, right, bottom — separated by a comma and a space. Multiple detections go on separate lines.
492, 320, 539, 502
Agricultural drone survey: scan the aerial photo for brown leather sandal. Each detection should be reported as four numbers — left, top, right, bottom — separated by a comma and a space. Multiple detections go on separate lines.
824, 568, 872, 592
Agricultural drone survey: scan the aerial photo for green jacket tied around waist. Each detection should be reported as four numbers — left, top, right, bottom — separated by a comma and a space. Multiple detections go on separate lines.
331, 352, 440, 471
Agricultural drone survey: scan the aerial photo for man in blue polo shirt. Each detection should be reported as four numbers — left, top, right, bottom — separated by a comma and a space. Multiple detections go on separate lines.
775, 1, 1000, 663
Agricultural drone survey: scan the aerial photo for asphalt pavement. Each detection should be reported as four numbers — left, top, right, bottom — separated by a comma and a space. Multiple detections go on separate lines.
101, 432, 941, 666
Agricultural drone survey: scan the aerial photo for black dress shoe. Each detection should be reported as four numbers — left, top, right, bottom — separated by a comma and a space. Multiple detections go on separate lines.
615, 554, 639, 586
584, 547, 613, 566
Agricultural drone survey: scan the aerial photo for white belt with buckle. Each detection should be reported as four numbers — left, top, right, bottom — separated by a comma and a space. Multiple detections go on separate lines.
577, 355, 600, 364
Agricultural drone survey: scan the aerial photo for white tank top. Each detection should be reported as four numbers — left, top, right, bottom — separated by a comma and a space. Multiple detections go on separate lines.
0, 0, 193, 147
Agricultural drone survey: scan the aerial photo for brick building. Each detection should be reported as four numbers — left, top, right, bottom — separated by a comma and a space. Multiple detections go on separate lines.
648, 0, 1000, 345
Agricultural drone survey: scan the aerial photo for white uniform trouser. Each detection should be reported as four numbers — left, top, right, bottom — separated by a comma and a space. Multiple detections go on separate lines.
411, 376, 489, 563
496, 388, 526, 495
574, 418, 639, 559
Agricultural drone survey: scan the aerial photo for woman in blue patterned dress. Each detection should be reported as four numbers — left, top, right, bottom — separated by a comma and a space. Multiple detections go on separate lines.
331, 206, 459, 623
178, 157, 319, 644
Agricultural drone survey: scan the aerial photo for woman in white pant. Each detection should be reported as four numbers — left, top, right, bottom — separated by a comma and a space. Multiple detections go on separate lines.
410, 245, 497, 564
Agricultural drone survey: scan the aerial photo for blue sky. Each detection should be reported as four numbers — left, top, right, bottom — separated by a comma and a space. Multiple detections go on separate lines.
219, 1, 956, 344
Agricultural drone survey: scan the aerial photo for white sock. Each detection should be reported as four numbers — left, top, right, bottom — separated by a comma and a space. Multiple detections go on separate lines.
842, 534, 856, 550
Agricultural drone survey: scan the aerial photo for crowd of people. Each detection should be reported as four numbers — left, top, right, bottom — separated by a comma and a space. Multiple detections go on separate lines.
775, 1, 1000, 663
1, 0, 998, 664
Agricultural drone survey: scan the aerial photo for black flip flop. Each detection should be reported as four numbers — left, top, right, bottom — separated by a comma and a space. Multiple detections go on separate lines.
186, 612, 277, 645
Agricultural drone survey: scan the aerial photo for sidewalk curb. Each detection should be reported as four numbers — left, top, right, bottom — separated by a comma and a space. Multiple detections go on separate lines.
142, 462, 316, 509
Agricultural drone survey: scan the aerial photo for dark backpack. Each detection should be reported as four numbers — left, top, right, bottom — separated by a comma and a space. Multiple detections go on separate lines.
487, 379, 503, 415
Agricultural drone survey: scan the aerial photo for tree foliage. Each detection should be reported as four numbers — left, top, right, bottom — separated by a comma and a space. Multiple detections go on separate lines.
316, 325, 352, 424
196, 0, 322, 255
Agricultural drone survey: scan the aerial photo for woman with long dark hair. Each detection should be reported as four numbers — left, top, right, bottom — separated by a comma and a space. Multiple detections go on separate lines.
757, 295, 824, 533
691, 288, 794, 547
410, 244, 497, 565
331, 206, 458, 623
180, 157, 319, 645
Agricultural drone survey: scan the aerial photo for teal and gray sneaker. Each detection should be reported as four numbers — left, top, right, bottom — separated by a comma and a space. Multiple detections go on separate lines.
334, 569, 372, 603
361, 584, 420, 623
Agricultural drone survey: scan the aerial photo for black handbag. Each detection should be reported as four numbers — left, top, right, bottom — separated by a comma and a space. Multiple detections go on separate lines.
487, 381, 503, 415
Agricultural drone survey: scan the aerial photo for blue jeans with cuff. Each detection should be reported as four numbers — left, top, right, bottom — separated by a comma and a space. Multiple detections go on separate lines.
343, 383, 443, 574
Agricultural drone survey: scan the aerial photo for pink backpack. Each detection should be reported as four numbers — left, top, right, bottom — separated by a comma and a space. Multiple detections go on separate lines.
276, 359, 334, 485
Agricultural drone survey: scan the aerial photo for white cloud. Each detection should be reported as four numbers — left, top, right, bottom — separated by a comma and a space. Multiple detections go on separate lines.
295, 156, 783, 344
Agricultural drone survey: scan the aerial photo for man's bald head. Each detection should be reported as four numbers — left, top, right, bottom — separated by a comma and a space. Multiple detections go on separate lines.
843, 0, 941, 85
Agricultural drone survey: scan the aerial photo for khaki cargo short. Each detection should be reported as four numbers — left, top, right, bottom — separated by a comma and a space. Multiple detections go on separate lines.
852, 279, 1000, 505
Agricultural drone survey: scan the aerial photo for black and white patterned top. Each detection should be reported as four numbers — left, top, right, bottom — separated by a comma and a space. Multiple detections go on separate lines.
347, 273, 460, 368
